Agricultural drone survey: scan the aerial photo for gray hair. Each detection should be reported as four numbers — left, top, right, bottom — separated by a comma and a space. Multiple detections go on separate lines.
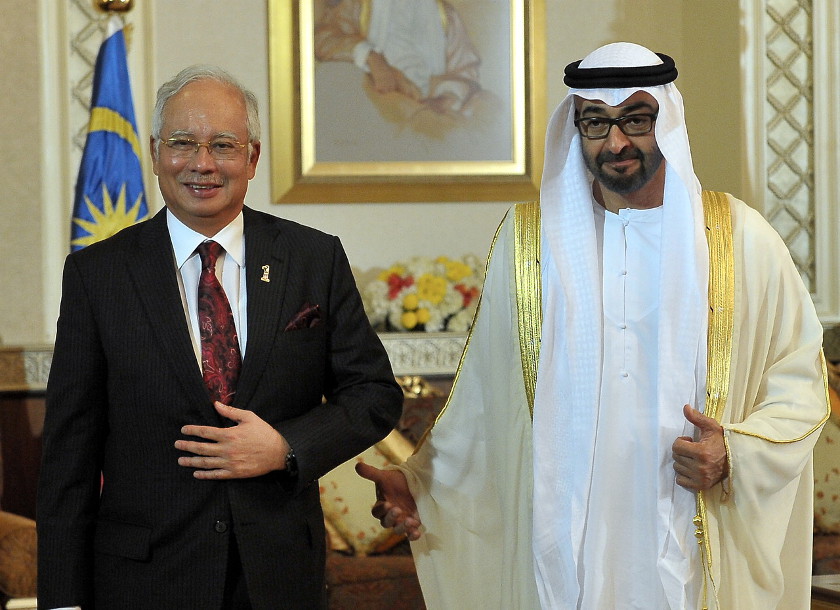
151, 65, 261, 147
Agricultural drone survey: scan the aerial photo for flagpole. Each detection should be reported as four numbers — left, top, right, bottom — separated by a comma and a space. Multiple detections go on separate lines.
93, 0, 134, 11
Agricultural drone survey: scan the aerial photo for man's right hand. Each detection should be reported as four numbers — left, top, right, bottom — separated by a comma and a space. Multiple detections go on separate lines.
355, 462, 423, 541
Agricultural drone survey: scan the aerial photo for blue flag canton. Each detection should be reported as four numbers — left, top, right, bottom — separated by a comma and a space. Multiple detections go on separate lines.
71, 24, 148, 251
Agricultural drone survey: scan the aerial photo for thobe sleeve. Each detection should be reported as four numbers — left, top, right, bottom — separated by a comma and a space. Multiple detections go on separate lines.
706, 197, 827, 608
396, 212, 541, 609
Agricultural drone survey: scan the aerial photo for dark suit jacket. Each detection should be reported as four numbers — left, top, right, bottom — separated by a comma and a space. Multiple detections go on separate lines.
37, 207, 403, 609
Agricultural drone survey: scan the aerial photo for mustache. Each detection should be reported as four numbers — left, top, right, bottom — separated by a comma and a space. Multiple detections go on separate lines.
181, 179, 224, 187
597, 149, 642, 164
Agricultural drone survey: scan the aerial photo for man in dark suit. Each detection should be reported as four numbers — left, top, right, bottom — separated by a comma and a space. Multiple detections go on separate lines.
37, 65, 403, 610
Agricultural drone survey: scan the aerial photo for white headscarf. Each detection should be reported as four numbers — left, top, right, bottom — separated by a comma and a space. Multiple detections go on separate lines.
531, 42, 709, 607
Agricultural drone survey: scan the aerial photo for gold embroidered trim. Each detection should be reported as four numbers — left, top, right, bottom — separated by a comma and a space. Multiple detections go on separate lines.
701, 190, 734, 423
514, 201, 542, 420
726, 350, 830, 442
695, 190, 734, 608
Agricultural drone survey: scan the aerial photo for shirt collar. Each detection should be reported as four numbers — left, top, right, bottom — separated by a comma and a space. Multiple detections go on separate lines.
592, 198, 664, 223
166, 210, 245, 268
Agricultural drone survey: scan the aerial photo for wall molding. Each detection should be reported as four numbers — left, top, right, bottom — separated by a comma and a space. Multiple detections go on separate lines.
380, 332, 467, 376
0, 346, 52, 393
741, 0, 840, 322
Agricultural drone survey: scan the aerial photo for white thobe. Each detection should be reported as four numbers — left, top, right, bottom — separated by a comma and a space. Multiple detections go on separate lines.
401, 196, 825, 610
584, 204, 667, 607
583, 204, 698, 608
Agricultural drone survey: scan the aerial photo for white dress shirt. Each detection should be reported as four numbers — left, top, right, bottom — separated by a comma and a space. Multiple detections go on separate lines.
166, 209, 248, 367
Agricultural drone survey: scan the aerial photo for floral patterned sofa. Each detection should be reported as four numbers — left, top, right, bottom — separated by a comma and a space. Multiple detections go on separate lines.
814, 329, 840, 575
0, 510, 37, 608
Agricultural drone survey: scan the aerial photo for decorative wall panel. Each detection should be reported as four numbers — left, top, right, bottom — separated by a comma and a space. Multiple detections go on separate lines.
763, 0, 814, 289
742, 0, 840, 320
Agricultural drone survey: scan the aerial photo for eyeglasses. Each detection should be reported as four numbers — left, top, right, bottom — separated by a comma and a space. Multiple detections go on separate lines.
573, 113, 658, 140
162, 137, 247, 160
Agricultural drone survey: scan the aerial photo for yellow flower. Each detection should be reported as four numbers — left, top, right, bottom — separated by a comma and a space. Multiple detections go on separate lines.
363, 254, 483, 333
401, 311, 418, 330
377, 264, 406, 282
417, 274, 447, 304
445, 260, 471, 282
416, 307, 431, 324
403, 293, 419, 310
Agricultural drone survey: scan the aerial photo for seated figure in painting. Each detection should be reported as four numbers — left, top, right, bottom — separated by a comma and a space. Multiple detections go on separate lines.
314, 0, 494, 133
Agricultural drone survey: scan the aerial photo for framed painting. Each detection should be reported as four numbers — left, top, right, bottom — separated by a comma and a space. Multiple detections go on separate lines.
268, 0, 545, 202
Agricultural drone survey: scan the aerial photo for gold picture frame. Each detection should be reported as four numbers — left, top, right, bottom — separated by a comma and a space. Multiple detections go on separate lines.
268, 0, 545, 203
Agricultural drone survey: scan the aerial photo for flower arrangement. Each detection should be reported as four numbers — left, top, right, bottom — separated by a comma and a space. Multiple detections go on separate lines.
363, 255, 484, 332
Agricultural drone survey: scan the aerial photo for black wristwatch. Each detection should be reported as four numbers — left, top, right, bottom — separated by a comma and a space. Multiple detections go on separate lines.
284, 448, 299, 478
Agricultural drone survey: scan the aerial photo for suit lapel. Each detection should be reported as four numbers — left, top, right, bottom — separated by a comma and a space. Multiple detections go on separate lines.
128, 210, 210, 407
235, 208, 291, 407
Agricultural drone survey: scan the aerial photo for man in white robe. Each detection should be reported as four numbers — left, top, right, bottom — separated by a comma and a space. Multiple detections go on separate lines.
358, 42, 828, 609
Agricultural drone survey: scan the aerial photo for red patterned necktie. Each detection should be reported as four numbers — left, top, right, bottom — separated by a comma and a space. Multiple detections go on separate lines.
196, 241, 241, 405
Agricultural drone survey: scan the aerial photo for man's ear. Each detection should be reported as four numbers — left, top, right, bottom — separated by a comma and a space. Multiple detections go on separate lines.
149, 136, 160, 175
247, 141, 261, 179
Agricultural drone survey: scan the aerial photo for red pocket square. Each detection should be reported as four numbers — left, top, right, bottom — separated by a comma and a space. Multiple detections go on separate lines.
284, 302, 323, 331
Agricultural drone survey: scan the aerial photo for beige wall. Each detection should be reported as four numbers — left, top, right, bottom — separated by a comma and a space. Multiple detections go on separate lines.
0, 0, 745, 345
0, 0, 42, 345
680, 0, 744, 197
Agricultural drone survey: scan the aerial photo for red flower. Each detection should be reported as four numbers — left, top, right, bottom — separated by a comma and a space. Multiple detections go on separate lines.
455, 283, 479, 308
387, 273, 414, 299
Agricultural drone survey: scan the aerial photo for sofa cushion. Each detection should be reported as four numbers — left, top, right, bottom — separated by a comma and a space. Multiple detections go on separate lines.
815, 385, 840, 534
320, 430, 413, 555
0, 511, 37, 598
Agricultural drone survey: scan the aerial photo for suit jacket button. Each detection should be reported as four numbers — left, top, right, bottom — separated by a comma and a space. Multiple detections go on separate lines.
214, 520, 228, 533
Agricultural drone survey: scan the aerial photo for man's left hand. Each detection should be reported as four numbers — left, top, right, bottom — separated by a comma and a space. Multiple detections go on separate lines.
175, 402, 289, 479
672, 404, 729, 491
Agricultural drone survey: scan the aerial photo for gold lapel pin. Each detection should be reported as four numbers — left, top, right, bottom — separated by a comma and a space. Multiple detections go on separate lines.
260, 265, 270, 282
